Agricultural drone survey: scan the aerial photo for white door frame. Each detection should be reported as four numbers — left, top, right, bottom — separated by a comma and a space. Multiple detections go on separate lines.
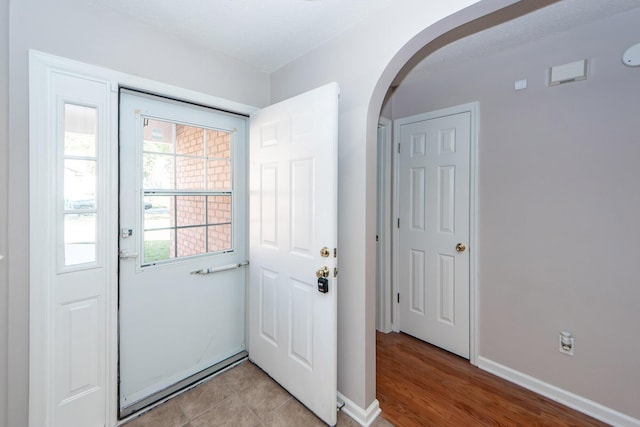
28, 50, 256, 427
391, 102, 479, 365
376, 117, 392, 333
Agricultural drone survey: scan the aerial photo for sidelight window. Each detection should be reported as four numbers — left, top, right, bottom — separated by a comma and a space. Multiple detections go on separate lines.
62, 103, 98, 267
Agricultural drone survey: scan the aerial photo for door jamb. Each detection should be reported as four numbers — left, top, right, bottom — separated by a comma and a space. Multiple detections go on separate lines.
376, 118, 392, 333
391, 102, 479, 366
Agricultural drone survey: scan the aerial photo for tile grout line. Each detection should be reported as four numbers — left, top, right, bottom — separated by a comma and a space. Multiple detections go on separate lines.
126, 360, 337, 427
222, 372, 266, 426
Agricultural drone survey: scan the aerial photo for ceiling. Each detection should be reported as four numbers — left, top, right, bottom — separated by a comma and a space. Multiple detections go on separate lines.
89, 0, 393, 73
89, 0, 640, 74
405, 0, 640, 80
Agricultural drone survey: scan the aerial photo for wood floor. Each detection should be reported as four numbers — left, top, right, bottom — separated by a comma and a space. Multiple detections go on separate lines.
376, 332, 608, 427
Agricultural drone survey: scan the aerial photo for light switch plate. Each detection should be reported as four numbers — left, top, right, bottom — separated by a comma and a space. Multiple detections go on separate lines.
514, 79, 527, 90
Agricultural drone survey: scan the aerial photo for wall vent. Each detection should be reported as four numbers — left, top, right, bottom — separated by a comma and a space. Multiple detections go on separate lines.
549, 59, 587, 86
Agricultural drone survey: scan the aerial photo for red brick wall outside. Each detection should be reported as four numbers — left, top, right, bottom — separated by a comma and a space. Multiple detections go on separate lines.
172, 125, 231, 257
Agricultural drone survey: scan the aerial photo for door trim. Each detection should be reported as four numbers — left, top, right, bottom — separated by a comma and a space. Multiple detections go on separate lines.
376, 117, 392, 333
28, 50, 257, 427
391, 102, 479, 365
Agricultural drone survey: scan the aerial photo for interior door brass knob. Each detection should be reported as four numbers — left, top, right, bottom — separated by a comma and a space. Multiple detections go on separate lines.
455, 243, 466, 253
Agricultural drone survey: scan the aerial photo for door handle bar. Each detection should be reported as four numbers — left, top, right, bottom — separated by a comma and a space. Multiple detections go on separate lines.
119, 251, 139, 260
191, 260, 249, 275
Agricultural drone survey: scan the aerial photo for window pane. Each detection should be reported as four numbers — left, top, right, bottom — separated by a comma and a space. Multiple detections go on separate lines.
177, 196, 205, 227
207, 159, 231, 190
207, 195, 231, 224
176, 156, 205, 190
144, 195, 173, 230
208, 224, 231, 253
176, 125, 205, 156
64, 104, 96, 157
64, 213, 96, 265
144, 229, 173, 264
143, 140, 172, 154
206, 129, 231, 159
143, 153, 174, 189
64, 159, 96, 210
143, 119, 174, 151
176, 227, 206, 258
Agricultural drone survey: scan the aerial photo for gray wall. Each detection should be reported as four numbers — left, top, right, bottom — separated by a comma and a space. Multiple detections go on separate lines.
7, 0, 269, 425
392, 8, 640, 419
1, 0, 9, 426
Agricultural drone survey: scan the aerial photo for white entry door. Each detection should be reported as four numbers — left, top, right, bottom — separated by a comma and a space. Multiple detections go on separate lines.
396, 110, 471, 358
249, 83, 339, 426
119, 91, 248, 414
30, 53, 338, 427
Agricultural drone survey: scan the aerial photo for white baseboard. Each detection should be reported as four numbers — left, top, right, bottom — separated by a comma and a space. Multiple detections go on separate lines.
478, 356, 640, 427
337, 392, 381, 427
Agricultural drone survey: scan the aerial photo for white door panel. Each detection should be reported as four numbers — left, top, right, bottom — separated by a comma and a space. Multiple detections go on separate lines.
30, 65, 113, 427
119, 91, 248, 414
249, 83, 339, 426
398, 111, 470, 358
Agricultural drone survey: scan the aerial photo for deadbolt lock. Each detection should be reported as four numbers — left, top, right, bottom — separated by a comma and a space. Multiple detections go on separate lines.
320, 247, 330, 258
316, 266, 330, 278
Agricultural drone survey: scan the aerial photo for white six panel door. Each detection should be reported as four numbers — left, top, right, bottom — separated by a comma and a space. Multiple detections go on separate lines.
398, 111, 471, 358
249, 83, 339, 426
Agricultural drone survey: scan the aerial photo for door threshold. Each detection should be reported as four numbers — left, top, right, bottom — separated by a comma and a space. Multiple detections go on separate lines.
119, 351, 248, 420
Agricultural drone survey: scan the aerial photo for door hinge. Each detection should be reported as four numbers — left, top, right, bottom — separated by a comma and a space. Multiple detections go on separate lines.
397, 218, 400, 228
397, 143, 401, 154
397, 293, 400, 303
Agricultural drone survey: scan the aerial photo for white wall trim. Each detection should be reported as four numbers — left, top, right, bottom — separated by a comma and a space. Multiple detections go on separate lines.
337, 391, 382, 427
390, 116, 400, 333
468, 102, 479, 367
30, 51, 258, 117
391, 102, 479, 365
29, 50, 53, 427
375, 117, 392, 333
478, 357, 640, 427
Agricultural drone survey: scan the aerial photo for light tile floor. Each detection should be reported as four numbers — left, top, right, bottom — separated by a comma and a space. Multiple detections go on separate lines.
123, 361, 394, 427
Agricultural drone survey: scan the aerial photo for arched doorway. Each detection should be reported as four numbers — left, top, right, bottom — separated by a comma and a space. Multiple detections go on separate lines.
369, 0, 562, 361
369, 0, 640, 424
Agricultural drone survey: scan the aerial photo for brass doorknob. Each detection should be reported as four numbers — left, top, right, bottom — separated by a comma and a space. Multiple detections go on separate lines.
316, 266, 330, 278
455, 243, 466, 253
